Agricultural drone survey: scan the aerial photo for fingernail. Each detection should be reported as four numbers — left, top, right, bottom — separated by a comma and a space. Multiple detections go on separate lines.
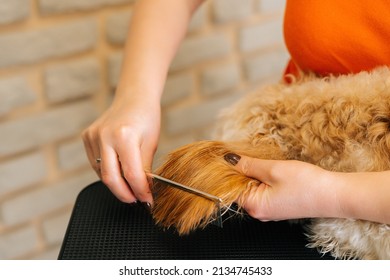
224, 153, 241, 166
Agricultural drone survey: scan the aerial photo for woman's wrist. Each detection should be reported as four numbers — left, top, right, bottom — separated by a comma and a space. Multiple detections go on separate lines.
114, 87, 162, 105
316, 170, 368, 220
307, 169, 345, 219
324, 171, 390, 224
113, 0, 203, 103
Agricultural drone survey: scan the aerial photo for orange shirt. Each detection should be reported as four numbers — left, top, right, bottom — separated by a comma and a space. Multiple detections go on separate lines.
283, 0, 390, 77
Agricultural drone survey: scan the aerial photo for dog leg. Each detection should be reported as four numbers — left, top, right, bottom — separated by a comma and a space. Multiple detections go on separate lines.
151, 139, 285, 235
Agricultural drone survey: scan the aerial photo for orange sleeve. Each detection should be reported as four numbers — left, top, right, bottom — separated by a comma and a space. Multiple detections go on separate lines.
283, 0, 390, 77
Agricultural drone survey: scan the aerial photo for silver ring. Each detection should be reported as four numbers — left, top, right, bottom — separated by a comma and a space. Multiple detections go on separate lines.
95, 158, 102, 164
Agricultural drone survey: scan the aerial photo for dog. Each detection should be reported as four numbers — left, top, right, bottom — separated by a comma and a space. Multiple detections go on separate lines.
151, 67, 390, 259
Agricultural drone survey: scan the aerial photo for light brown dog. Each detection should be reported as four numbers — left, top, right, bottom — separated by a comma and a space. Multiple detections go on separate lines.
151, 67, 390, 259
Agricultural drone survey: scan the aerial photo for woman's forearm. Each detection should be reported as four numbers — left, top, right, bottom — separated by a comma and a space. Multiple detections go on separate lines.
331, 171, 390, 224
116, 0, 204, 101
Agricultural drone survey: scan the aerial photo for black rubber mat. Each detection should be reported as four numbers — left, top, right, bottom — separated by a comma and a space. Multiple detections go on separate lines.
58, 181, 334, 260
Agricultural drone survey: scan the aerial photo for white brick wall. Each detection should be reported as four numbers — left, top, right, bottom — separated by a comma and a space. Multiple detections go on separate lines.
44, 58, 101, 103
201, 63, 241, 96
0, 0, 30, 25
57, 139, 89, 172
0, 152, 47, 196
244, 49, 289, 82
2, 170, 97, 226
188, 5, 206, 32
31, 246, 62, 260
42, 212, 72, 245
0, 19, 98, 68
212, 0, 253, 23
106, 11, 132, 45
258, 0, 286, 13
170, 33, 231, 71
162, 73, 193, 107
0, 102, 98, 157
239, 19, 284, 52
39, 0, 134, 15
165, 93, 241, 135
107, 52, 123, 89
0, 0, 288, 259
0, 226, 37, 259
0, 76, 37, 116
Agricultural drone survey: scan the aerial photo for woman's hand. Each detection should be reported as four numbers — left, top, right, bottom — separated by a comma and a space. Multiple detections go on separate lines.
224, 154, 341, 221
81, 0, 205, 205
82, 95, 160, 204
225, 153, 390, 224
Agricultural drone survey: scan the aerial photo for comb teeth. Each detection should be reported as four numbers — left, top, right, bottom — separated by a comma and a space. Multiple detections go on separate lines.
147, 172, 224, 228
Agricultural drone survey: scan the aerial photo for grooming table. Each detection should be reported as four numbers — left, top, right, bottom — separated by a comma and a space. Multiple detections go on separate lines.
58, 181, 334, 260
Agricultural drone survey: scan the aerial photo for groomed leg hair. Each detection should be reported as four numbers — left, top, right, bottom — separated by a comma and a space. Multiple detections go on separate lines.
152, 140, 285, 235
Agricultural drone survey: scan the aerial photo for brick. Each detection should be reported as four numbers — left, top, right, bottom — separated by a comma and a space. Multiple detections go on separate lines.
257, 0, 286, 13
212, 0, 253, 23
106, 11, 131, 45
165, 94, 241, 135
239, 19, 283, 52
1, 170, 98, 225
0, 0, 29, 25
107, 52, 123, 88
197, 124, 220, 140
57, 138, 89, 171
161, 73, 193, 107
0, 76, 37, 116
153, 134, 196, 169
0, 152, 47, 196
31, 245, 61, 260
105, 6, 206, 44
201, 63, 240, 96
45, 58, 101, 103
39, 0, 133, 15
42, 211, 71, 245
188, 5, 206, 32
0, 101, 99, 157
170, 33, 231, 71
0, 226, 37, 259
0, 19, 97, 68
243, 49, 289, 82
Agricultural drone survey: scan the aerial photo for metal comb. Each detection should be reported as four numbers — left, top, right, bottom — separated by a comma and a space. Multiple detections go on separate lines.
147, 172, 223, 228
